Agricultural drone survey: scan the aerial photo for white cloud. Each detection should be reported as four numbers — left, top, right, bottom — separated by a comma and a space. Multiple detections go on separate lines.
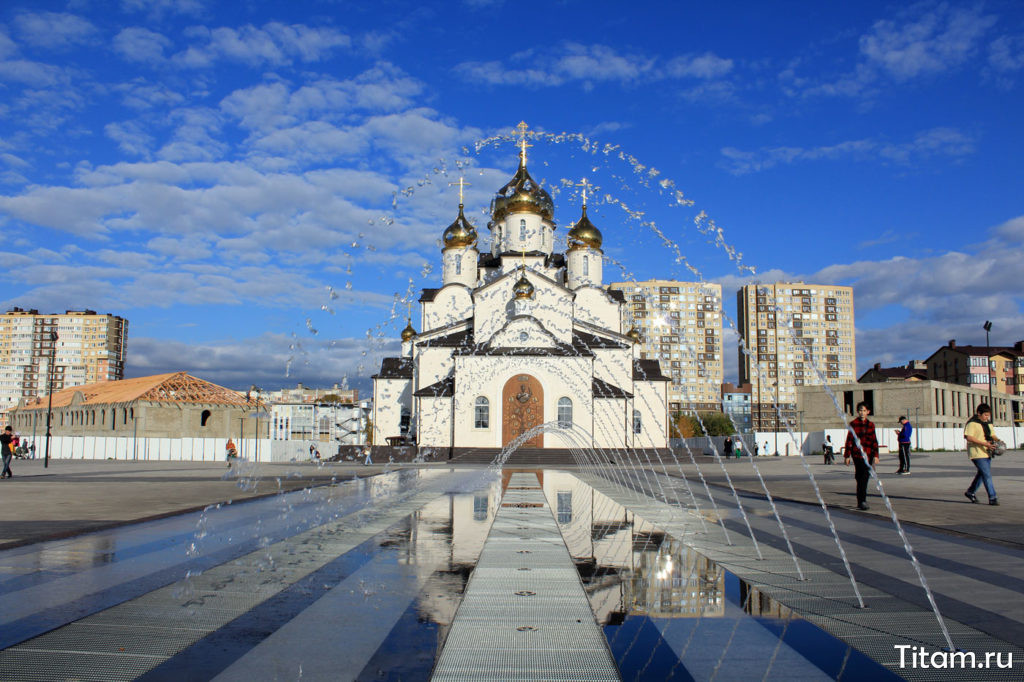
113, 27, 173, 63
174, 22, 351, 68
120, 0, 205, 17
105, 121, 154, 158
0, 59, 66, 87
0, 27, 16, 59
114, 79, 186, 110
14, 11, 97, 49
860, 4, 997, 81
989, 34, 1024, 72
456, 43, 734, 88
125, 333, 392, 392
665, 52, 734, 79
719, 127, 975, 175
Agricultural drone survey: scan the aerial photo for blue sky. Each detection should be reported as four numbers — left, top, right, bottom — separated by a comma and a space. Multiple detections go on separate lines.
0, 0, 1022, 391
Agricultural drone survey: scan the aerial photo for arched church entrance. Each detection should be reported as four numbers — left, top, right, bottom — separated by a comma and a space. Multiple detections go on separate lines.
502, 374, 544, 448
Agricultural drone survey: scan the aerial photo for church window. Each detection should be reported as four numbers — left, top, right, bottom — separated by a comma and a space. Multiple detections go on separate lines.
474, 397, 489, 429
455, 258, 461, 275
520, 219, 526, 241
541, 227, 545, 247
557, 398, 572, 429
633, 410, 642, 434
583, 255, 589, 277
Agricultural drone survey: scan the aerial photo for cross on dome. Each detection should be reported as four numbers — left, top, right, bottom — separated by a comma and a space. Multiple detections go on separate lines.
514, 121, 532, 167
448, 176, 471, 206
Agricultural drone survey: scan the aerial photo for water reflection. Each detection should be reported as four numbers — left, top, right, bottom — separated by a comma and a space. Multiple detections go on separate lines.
362, 481, 500, 680
544, 471, 725, 622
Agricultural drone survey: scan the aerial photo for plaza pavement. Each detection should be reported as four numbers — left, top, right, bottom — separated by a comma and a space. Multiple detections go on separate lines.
2, 449, 1019, 549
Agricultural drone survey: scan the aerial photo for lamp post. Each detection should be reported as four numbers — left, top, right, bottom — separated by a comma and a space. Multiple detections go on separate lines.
44, 330, 58, 469
774, 380, 780, 455
984, 321, 994, 423
247, 385, 262, 462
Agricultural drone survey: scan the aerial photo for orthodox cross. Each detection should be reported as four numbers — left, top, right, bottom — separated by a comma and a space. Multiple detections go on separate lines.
514, 121, 532, 165
577, 177, 590, 207
448, 176, 470, 207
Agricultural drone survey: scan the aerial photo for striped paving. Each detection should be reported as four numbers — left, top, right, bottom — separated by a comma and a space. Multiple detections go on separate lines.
432, 472, 620, 681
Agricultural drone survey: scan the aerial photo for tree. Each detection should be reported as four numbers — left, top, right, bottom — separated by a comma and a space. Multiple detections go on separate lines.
363, 416, 374, 445
671, 412, 703, 438
698, 411, 736, 436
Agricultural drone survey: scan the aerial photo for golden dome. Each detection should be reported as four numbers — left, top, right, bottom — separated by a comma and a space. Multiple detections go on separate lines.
512, 271, 535, 300
626, 326, 641, 343
567, 205, 602, 251
490, 159, 554, 222
401, 321, 417, 341
442, 204, 478, 249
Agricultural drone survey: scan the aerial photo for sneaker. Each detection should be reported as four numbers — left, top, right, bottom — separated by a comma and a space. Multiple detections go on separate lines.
990, 499, 1000, 506
965, 492, 978, 504
857, 502, 870, 510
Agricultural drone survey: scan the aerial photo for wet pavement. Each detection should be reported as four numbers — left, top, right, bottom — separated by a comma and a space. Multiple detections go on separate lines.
1, 455, 1023, 680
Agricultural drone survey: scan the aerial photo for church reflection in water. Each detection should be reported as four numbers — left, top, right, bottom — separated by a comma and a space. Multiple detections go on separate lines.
404, 470, 789, 643
540, 471, 727, 623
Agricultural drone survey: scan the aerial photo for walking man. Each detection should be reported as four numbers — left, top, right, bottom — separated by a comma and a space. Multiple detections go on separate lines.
1, 425, 14, 479
723, 436, 734, 459
843, 402, 879, 510
895, 416, 913, 474
964, 403, 998, 506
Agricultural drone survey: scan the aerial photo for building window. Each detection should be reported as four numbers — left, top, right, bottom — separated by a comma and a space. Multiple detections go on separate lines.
557, 397, 572, 429
633, 410, 642, 434
541, 227, 545, 247
474, 396, 489, 429
455, 258, 461, 275
583, 255, 589, 276
201, 409, 211, 427
520, 219, 526, 241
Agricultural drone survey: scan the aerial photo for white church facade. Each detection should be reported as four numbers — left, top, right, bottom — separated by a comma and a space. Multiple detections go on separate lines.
372, 144, 670, 455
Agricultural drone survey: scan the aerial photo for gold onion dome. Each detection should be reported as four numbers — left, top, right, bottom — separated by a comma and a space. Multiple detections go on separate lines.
442, 204, 478, 249
401, 321, 417, 341
491, 160, 554, 222
567, 204, 603, 251
626, 326, 641, 343
512, 271, 535, 300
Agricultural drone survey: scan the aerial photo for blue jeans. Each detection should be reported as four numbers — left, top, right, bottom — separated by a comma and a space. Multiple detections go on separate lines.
967, 457, 996, 500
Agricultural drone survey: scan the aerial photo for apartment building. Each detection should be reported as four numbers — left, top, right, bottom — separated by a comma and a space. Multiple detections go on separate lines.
737, 283, 855, 430
609, 280, 723, 413
0, 308, 128, 411
925, 339, 1024, 398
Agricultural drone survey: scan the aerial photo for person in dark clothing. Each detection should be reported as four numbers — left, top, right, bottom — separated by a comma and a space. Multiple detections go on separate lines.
843, 402, 879, 510
723, 436, 734, 459
895, 416, 913, 474
0, 426, 14, 479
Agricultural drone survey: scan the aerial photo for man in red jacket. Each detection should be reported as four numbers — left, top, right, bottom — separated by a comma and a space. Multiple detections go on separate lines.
844, 401, 879, 510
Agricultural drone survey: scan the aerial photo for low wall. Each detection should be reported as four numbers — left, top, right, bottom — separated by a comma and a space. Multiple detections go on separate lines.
675, 426, 1024, 457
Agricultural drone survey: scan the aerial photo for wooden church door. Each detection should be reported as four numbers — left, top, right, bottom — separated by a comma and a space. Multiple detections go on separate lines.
502, 374, 544, 448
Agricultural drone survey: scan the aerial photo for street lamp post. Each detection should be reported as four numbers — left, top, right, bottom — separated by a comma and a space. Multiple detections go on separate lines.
43, 330, 59, 469
774, 380, 780, 455
984, 321, 994, 423
247, 385, 262, 462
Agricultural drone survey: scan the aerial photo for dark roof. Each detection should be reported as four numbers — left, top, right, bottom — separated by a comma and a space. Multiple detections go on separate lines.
926, 342, 1021, 361
478, 253, 501, 268
633, 359, 670, 382
593, 378, 633, 399
607, 289, 625, 303
419, 288, 439, 302
416, 328, 474, 348
858, 366, 929, 382
414, 375, 454, 397
372, 357, 413, 379
573, 329, 629, 350
453, 343, 589, 357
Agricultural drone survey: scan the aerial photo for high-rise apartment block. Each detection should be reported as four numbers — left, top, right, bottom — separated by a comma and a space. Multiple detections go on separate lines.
0, 308, 128, 411
737, 283, 855, 430
609, 280, 723, 413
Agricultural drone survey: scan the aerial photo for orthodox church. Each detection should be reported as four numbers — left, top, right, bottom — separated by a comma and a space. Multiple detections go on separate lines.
372, 133, 669, 454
